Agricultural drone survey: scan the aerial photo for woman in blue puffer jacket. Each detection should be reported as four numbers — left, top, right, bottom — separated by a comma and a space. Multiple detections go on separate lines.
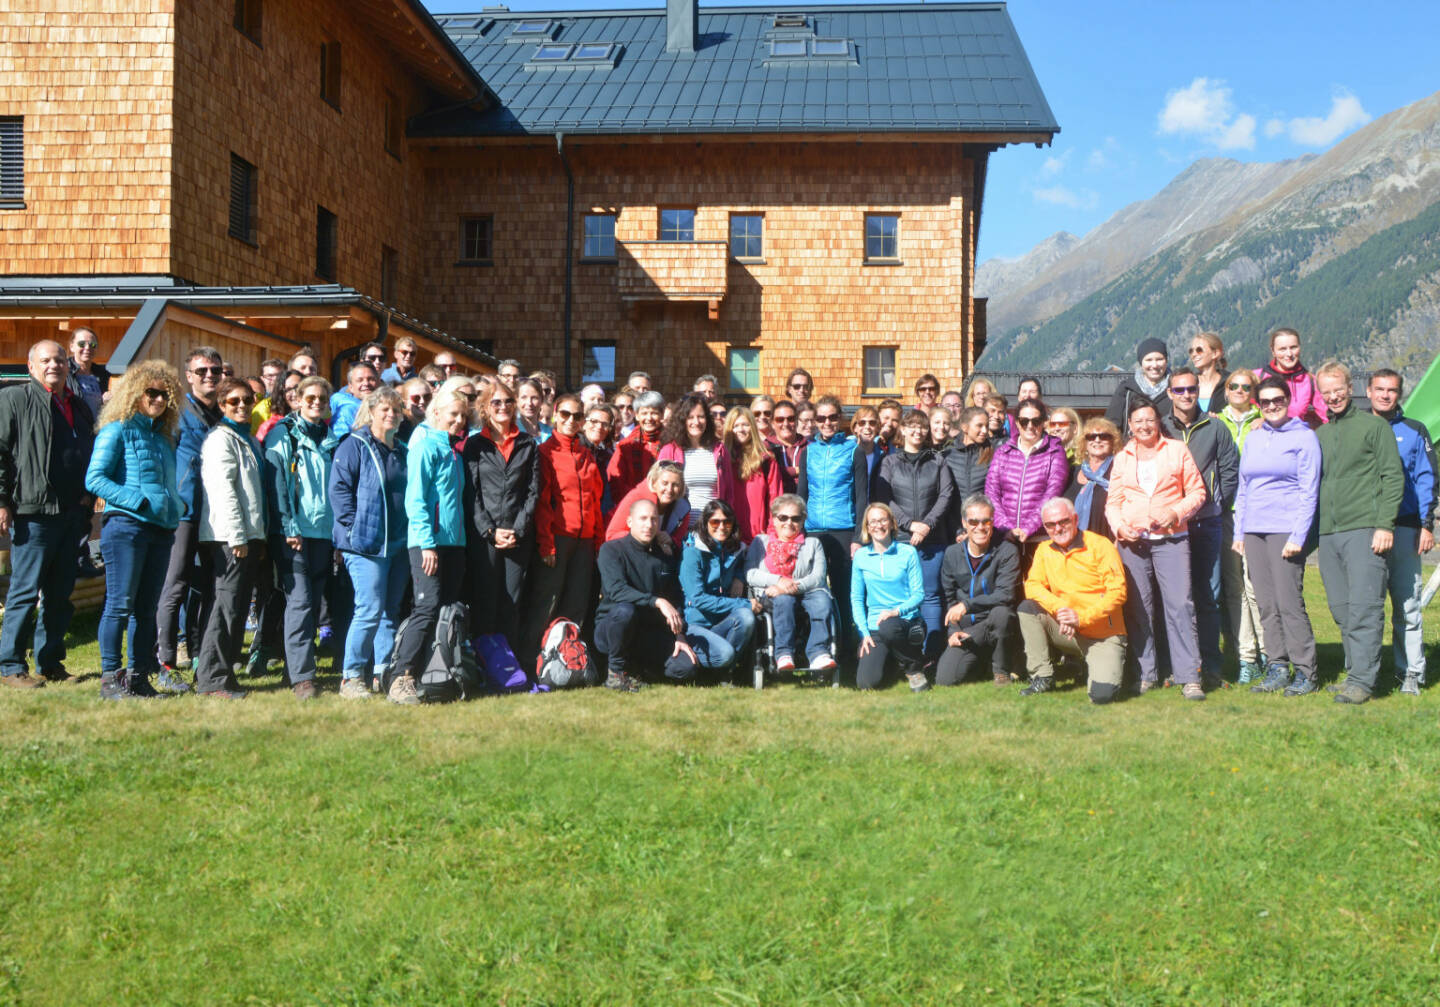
680, 499, 760, 679
84, 360, 185, 700
797, 395, 858, 646
330, 385, 408, 698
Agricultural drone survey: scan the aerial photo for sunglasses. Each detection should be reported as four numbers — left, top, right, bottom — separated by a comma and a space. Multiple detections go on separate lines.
1016, 416, 1043, 428
816, 413, 840, 423
1227, 382, 1253, 392
555, 408, 581, 420
1042, 518, 1074, 531
964, 516, 993, 527
301, 394, 326, 404
1084, 432, 1112, 441
774, 514, 801, 524
191, 366, 224, 377
396, 349, 415, 357
1048, 419, 1071, 427
1258, 396, 1288, 408
490, 397, 514, 407
917, 386, 938, 394
710, 410, 727, 419
410, 394, 432, 405
853, 419, 877, 427
427, 380, 443, 389
74, 341, 98, 349
283, 384, 301, 396
753, 409, 772, 417
774, 416, 796, 424
1169, 385, 1199, 395
142, 387, 168, 401
790, 383, 810, 391
707, 518, 734, 529
224, 395, 254, 407
1188, 346, 1207, 354
456, 390, 477, 401
364, 354, 385, 363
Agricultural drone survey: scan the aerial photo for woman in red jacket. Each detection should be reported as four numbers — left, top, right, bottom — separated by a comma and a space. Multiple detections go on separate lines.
521, 392, 603, 663
722, 406, 783, 544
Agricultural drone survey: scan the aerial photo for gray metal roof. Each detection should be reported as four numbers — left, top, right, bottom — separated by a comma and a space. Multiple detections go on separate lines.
415, 3, 1058, 137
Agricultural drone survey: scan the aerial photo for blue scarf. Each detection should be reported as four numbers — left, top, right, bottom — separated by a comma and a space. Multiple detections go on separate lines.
1074, 456, 1113, 532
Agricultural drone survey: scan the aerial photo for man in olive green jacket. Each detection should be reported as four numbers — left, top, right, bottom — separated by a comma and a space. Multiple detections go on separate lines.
1313, 361, 1404, 704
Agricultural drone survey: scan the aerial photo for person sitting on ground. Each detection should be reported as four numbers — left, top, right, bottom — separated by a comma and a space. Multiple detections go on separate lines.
594, 498, 702, 692
1016, 497, 1128, 704
937, 493, 1019, 687
851, 502, 928, 693
744, 493, 835, 678
680, 499, 761, 681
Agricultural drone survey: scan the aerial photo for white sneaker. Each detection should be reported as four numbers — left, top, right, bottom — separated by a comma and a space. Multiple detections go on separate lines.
809, 653, 836, 671
776, 655, 795, 672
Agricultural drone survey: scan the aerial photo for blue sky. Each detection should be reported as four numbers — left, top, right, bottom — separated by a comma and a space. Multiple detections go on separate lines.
424, 0, 1440, 262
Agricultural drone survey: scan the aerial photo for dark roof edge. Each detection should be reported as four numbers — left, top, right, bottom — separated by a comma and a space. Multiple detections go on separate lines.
410, 123, 1060, 139
442, 2, 1010, 18
398, 0, 501, 105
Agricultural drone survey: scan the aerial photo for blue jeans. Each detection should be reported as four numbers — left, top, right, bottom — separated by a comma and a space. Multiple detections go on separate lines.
688, 605, 757, 670
915, 543, 946, 659
770, 590, 833, 661
97, 513, 175, 677
0, 510, 85, 677
1188, 516, 1224, 679
272, 536, 331, 684
341, 547, 408, 680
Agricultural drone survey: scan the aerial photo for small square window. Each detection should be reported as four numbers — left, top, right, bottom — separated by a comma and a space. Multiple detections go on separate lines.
583, 214, 615, 259
865, 214, 899, 260
728, 348, 761, 393
234, 0, 262, 44
864, 346, 897, 393
769, 39, 806, 57
729, 214, 763, 259
460, 215, 493, 262
315, 206, 338, 281
659, 208, 695, 242
320, 38, 342, 109
582, 341, 616, 385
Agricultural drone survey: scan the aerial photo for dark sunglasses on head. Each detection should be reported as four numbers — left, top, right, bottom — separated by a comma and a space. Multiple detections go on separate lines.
142, 387, 168, 401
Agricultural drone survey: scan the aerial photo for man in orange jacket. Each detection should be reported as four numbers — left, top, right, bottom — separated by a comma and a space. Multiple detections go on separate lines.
1017, 497, 1129, 704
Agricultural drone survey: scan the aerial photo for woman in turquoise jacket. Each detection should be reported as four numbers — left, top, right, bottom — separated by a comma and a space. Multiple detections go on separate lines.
850, 503, 928, 693
388, 383, 469, 704
84, 360, 185, 700
264, 375, 342, 699
679, 499, 759, 679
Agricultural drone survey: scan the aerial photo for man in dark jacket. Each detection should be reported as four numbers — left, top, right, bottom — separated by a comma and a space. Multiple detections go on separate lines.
1106, 338, 1173, 438
1314, 361, 1405, 704
593, 498, 699, 692
1366, 369, 1435, 696
153, 346, 224, 689
936, 493, 1019, 686
1163, 366, 1239, 688
0, 340, 96, 688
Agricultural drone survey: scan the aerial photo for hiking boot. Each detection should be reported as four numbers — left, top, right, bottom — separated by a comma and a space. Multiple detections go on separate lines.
907, 671, 931, 693
124, 671, 162, 698
1399, 675, 1421, 697
339, 677, 370, 701
100, 676, 137, 701
994, 671, 1012, 687
197, 686, 246, 700
1181, 682, 1206, 701
1202, 675, 1229, 692
388, 673, 420, 705
292, 680, 318, 702
1, 673, 44, 689
1020, 676, 1053, 696
1333, 683, 1371, 705
39, 664, 75, 683
156, 665, 192, 694
604, 668, 643, 693
1236, 661, 1262, 686
1283, 674, 1318, 697
1250, 662, 1291, 694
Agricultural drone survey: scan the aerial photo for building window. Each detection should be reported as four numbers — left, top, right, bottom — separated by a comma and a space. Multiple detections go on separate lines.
659, 208, 695, 242
865, 214, 899, 261
383, 92, 403, 159
729, 214, 763, 259
315, 206, 337, 281
581, 341, 616, 385
1, 117, 24, 207
380, 245, 398, 303
227, 153, 256, 243
459, 216, 493, 262
582, 214, 615, 259
234, 0, 262, 44
728, 348, 760, 393
864, 346, 897, 393
320, 38, 342, 109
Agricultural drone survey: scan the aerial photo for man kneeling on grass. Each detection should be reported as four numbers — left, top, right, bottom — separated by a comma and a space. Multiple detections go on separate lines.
1017, 497, 1130, 704
593, 498, 700, 692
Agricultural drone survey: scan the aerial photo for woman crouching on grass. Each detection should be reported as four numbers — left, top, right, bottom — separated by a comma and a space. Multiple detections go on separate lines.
84, 360, 186, 700
851, 503, 928, 693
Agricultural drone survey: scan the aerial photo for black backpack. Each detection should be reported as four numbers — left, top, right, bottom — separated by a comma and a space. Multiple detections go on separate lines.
380, 603, 481, 703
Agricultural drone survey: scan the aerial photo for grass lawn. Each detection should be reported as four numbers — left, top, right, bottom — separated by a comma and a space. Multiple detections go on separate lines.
2, 571, 1438, 1005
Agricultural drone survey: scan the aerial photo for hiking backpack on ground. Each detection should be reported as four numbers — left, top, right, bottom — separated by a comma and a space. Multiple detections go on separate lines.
535, 617, 600, 689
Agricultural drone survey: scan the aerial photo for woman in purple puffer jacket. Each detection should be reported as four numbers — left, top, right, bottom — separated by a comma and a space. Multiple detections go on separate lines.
984, 398, 1072, 561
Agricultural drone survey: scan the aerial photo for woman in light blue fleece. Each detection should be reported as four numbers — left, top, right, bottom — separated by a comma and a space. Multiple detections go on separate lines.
850, 502, 928, 693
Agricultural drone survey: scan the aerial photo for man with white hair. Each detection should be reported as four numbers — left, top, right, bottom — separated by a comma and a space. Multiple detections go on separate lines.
1016, 496, 1129, 704
0, 339, 96, 688
579, 384, 607, 410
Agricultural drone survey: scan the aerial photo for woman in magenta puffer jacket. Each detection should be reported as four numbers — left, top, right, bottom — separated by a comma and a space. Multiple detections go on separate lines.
984, 398, 1071, 558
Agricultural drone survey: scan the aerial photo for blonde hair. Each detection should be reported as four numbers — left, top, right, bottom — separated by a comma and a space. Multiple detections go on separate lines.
96, 359, 184, 439
353, 385, 404, 432
858, 502, 897, 545
722, 406, 768, 481
1051, 406, 1083, 463
966, 377, 996, 408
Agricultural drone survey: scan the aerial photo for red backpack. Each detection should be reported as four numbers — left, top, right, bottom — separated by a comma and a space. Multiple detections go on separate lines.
535, 618, 599, 689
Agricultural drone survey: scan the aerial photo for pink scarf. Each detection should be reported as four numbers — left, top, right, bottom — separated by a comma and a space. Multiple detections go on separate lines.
764, 524, 805, 578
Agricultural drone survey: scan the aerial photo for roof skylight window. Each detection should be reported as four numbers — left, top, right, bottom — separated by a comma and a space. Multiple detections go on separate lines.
533, 43, 572, 60
572, 42, 615, 60
773, 14, 808, 28
769, 39, 806, 57
812, 37, 848, 56
513, 19, 554, 35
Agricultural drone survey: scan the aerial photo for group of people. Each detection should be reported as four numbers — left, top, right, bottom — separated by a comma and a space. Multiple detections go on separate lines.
0, 326, 1432, 706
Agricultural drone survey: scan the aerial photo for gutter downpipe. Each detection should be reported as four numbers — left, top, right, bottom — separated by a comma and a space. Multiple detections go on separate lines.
557, 131, 574, 391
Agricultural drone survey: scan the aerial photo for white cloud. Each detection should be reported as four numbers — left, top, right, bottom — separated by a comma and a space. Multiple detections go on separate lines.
1087, 148, 1108, 170
1039, 151, 1070, 178
1264, 118, 1286, 138
1283, 93, 1371, 147
1032, 185, 1099, 210
1157, 77, 1256, 150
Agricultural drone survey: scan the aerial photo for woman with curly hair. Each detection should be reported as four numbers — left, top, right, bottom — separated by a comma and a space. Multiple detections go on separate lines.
722, 406, 782, 543
84, 360, 187, 700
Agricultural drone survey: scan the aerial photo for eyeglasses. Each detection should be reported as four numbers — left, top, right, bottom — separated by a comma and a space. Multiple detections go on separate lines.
1047, 419, 1071, 427
1169, 385, 1199, 395
1016, 416, 1043, 428
816, 413, 840, 424
73, 340, 98, 349
555, 408, 581, 420
1258, 396, 1288, 408
301, 394, 325, 404
456, 390, 477, 401
710, 410, 727, 420
707, 518, 734, 529
1227, 382, 1253, 392
490, 397, 514, 407
789, 383, 811, 391
917, 385, 938, 394
364, 354, 385, 363
774, 514, 801, 524
774, 415, 796, 425
853, 419, 877, 427
190, 366, 223, 377
753, 409, 772, 417
409, 394, 432, 405
396, 349, 415, 357
427, 380, 443, 389
964, 516, 994, 527
283, 384, 301, 396
142, 387, 167, 401
1042, 518, 1075, 531
1084, 432, 1112, 442
1188, 346, 1207, 354
224, 395, 254, 407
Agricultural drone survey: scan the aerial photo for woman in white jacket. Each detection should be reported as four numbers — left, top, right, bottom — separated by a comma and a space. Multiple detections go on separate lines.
195, 378, 269, 698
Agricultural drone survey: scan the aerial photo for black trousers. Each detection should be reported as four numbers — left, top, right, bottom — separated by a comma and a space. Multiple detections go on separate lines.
195, 542, 259, 692
469, 535, 533, 639
935, 605, 1016, 685
593, 603, 696, 680
855, 615, 925, 690
155, 519, 214, 665
392, 546, 465, 677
